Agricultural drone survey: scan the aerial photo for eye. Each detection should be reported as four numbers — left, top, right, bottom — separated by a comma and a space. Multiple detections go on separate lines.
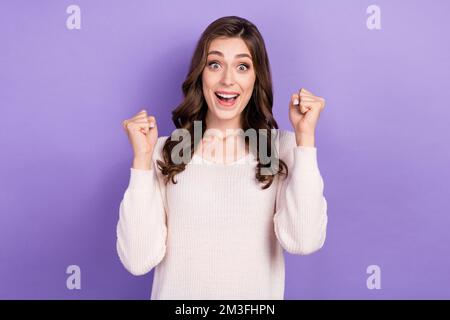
208, 61, 220, 70
238, 63, 250, 71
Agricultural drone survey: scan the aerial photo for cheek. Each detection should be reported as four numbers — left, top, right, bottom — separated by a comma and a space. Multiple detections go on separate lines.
242, 77, 255, 96
201, 72, 209, 89
240, 82, 255, 107
202, 70, 220, 88
202, 73, 214, 101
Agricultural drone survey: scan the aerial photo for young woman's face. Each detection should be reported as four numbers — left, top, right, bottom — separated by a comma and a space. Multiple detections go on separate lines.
202, 37, 256, 126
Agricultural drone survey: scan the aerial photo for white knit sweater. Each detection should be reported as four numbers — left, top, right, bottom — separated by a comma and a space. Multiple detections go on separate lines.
116, 129, 328, 300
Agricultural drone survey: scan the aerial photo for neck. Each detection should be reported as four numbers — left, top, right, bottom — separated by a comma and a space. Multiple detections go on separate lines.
204, 113, 243, 138
199, 114, 249, 162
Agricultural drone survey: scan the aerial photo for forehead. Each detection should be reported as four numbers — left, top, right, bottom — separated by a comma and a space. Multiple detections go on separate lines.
208, 37, 252, 58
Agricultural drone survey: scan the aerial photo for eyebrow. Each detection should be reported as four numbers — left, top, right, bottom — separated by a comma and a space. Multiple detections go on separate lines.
207, 50, 252, 60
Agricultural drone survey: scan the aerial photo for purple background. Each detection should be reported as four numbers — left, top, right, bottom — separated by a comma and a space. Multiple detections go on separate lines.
1, 0, 449, 299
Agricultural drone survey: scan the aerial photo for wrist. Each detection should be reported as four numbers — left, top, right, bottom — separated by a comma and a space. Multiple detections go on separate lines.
132, 156, 152, 170
295, 133, 315, 147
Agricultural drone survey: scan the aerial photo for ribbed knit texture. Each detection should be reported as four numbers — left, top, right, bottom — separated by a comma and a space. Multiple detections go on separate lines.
116, 129, 328, 300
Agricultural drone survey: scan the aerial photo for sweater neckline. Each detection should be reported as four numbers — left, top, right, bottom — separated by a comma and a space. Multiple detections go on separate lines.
191, 152, 255, 166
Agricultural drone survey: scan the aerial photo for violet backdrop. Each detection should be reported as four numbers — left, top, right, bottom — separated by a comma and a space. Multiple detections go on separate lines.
1, 0, 449, 299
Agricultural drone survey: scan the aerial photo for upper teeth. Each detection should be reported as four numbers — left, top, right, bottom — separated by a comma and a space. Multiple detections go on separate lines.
217, 93, 239, 99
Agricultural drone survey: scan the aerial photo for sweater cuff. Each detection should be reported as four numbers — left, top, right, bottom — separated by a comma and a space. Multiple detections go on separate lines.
128, 167, 154, 190
292, 146, 320, 175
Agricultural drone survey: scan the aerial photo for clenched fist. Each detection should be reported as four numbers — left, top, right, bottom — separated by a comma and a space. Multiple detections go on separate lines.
289, 88, 326, 147
122, 109, 158, 168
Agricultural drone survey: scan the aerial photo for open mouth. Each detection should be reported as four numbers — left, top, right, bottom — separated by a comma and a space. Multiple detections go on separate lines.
214, 92, 240, 104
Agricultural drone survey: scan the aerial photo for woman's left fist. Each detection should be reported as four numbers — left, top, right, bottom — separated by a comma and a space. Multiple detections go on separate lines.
289, 88, 325, 138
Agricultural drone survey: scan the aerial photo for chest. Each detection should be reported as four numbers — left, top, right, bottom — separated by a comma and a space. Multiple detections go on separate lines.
166, 164, 278, 221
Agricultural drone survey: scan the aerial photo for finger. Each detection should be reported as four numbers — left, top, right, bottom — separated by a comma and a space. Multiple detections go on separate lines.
299, 88, 314, 96
130, 120, 151, 130
291, 93, 300, 106
122, 119, 136, 130
133, 119, 150, 125
134, 115, 149, 123
299, 95, 315, 102
123, 118, 151, 134
148, 116, 156, 129
299, 101, 312, 114
133, 115, 156, 128
308, 100, 323, 109
299, 92, 315, 100
127, 109, 148, 122
131, 110, 148, 120
318, 96, 326, 106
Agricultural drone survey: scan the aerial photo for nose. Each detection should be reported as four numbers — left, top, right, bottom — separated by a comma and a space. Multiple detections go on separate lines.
220, 66, 235, 86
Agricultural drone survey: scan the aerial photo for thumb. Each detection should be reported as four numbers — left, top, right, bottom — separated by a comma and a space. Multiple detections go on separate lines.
148, 116, 156, 129
289, 93, 300, 110
146, 116, 158, 140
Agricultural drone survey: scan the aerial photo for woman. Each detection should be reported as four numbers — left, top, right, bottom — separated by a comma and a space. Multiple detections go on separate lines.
117, 16, 328, 300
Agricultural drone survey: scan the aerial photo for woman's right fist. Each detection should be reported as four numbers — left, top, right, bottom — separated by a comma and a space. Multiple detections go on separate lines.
122, 109, 158, 158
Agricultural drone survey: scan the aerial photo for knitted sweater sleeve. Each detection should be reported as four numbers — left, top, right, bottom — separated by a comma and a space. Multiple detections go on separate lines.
116, 137, 168, 276
273, 130, 328, 255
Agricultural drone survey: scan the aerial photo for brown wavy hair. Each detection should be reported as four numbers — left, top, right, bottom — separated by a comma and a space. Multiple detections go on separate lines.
157, 15, 288, 189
